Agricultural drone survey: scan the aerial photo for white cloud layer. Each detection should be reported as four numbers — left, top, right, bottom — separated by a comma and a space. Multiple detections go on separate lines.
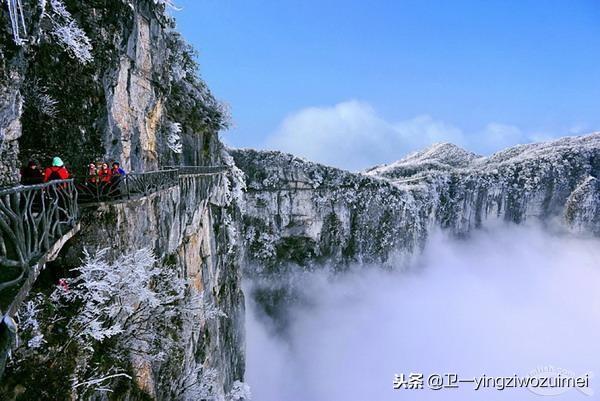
264, 100, 558, 170
246, 225, 600, 401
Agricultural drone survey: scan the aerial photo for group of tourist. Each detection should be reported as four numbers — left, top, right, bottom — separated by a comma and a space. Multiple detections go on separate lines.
86, 161, 126, 184
82, 161, 127, 198
20, 157, 70, 185
20, 157, 127, 187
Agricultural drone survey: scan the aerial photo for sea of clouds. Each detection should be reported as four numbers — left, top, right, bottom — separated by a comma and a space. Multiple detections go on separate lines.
245, 225, 600, 401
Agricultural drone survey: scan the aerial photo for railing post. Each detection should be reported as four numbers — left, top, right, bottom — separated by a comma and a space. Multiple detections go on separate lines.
0, 179, 78, 299
125, 175, 131, 200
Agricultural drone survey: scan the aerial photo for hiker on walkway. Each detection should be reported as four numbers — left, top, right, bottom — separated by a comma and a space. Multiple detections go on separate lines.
111, 162, 126, 176
97, 162, 112, 184
44, 157, 70, 182
43, 157, 71, 225
20, 160, 44, 185
87, 162, 99, 184
77, 162, 103, 202
110, 161, 126, 197
96, 162, 114, 198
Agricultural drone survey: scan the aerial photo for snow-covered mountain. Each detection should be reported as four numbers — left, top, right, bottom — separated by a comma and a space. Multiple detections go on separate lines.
365, 142, 481, 179
232, 132, 600, 270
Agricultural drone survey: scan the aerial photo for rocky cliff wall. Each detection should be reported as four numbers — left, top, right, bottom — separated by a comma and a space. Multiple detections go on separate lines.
232, 133, 600, 270
232, 149, 428, 270
0, 78, 22, 186
0, 9, 25, 186
1, 165, 247, 400
0, 0, 227, 179
75, 171, 244, 400
0, 1, 245, 399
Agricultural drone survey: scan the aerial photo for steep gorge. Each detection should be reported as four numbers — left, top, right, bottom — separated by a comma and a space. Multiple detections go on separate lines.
1, 1, 600, 400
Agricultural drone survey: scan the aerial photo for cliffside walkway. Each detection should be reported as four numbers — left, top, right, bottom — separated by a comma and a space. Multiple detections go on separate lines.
75, 166, 228, 206
0, 165, 228, 326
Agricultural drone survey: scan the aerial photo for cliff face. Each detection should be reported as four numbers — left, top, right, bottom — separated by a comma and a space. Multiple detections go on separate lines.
232, 149, 428, 270
0, 77, 21, 185
1, 1, 246, 400
101, 2, 226, 172
72, 169, 245, 400
1, 163, 247, 400
0, 8, 25, 185
0, 0, 226, 181
232, 133, 600, 270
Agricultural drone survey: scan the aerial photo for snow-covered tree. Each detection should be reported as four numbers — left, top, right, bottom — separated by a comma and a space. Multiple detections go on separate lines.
43, 0, 94, 63
166, 121, 184, 153
153, 0, 180, 10
9, 247, 225, 396
165, 31, 231, 135
228, 381, 252, 401
51, 248, 187, 360
19, 296, 45, 349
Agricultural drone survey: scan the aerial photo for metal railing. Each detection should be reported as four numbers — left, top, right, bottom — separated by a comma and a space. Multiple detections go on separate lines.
0, 160, 230, 376
163, 165, 229, 176
75, 169, 180, 204
0, 180, 78, 292
0, 166, 227, 292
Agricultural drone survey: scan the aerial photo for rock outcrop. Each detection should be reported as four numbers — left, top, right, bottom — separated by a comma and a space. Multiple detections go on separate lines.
565, 175, 600, 235
0, 15, 25, 186
0, 79, 22, 186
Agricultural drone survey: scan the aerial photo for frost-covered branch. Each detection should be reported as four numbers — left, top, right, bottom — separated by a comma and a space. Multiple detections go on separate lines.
178, 366, 220, 401
43, 0, 93, 63
166, 121, 183, 153
228, 381, 252, 401
153, 0, 181, 10
72, 372, 132, 390
19, 296, 45, 349
25, 79, 59, 117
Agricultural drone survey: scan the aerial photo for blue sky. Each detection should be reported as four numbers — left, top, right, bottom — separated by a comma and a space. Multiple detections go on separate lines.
174, 0, 600, 170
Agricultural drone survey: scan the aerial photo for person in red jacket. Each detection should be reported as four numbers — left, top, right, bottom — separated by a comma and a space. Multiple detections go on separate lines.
97, 162, 113, 197
97, 162, 112, 184
44, 157, 70, 182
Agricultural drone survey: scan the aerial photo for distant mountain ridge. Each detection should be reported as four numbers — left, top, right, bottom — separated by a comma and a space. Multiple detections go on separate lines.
367, 132, 600, 181
231, 132, 600, 270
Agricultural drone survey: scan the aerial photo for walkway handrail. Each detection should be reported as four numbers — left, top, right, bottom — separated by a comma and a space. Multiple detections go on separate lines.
0, 166, 228, 292
163, 165, 229, 175
75, 169, 180, 205
0, 180, 78, 292
127, 169, 179, 195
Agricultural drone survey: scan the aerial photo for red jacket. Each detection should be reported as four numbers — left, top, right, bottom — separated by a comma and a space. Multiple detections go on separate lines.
98, 168, 112, 183
44, 166, 70, 182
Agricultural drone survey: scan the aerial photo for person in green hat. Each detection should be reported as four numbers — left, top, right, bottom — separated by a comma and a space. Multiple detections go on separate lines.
44, 156, 70, 182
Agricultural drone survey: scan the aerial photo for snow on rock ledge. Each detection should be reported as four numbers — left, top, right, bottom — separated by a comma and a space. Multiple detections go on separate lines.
232, 133, 600, 269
